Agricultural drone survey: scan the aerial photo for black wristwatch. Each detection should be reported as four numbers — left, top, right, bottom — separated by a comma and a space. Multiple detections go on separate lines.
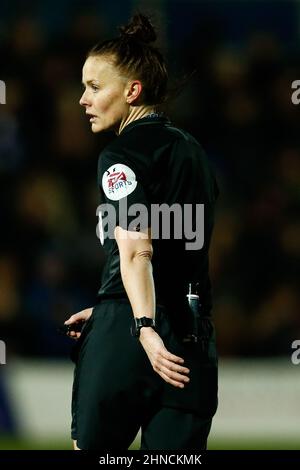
130, 317, 156, 338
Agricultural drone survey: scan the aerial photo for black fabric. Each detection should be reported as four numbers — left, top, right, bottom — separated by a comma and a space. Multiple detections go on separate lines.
71, 300, 217, 450
71, 116, 219, 450
71, 301, 160, 449
140, 409, 212, 450
96, 116, 219, 317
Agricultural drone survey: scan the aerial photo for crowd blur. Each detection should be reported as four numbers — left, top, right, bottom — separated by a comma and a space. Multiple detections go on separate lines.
0, 1, 299, 361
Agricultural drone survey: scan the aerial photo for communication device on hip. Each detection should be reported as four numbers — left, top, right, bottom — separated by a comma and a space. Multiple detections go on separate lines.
183, 282, 201, 343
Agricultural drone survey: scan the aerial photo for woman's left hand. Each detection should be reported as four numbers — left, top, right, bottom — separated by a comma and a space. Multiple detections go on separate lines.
139, 328, 190, 388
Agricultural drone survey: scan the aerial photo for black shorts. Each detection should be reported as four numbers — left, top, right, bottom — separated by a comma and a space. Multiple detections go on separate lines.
71, 299, 218, 450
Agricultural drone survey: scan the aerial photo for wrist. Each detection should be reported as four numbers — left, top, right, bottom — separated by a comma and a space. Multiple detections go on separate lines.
139, 325, 156, 339
130, 316, 156, 338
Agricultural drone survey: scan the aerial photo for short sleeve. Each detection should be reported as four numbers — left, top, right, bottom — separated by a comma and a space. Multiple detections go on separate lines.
98, 150, 150, 232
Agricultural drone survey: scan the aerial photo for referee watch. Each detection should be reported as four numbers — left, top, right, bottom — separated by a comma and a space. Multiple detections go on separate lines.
131, 317, 156, 338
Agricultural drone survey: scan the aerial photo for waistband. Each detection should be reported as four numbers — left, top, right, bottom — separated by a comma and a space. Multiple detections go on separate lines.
96, 296, 167, 311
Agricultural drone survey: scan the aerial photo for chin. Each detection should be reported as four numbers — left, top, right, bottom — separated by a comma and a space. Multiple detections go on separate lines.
91, 121, 113, 133
91, 123, 104, 133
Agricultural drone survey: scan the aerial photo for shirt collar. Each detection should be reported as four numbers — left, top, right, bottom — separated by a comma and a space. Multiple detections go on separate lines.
119, 114, 170, 135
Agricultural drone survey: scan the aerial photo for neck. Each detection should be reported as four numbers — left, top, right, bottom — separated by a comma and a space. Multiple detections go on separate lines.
118, 106, 155, 134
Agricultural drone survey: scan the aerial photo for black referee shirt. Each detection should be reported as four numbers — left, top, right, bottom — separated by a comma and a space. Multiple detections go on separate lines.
96, 115, 218, 320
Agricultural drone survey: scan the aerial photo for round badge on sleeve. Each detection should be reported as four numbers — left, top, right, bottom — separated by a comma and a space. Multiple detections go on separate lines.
102, 163, 137, 201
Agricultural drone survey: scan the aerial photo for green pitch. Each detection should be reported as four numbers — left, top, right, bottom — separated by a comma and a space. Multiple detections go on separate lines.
0, 437, 299, 450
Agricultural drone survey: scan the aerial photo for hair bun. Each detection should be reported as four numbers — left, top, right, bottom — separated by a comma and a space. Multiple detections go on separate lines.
119, 13, 157, 44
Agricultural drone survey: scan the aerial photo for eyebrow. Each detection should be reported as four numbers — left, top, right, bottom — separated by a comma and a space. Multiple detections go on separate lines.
82, 80, 100, 86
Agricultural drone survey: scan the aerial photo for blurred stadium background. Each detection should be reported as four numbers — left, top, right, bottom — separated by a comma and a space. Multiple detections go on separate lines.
0, 0, 299, 450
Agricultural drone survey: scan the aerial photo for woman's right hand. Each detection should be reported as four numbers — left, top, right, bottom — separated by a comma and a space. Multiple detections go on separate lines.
64, 307, 93, 339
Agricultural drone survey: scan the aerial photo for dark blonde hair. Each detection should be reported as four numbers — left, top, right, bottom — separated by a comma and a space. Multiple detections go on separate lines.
88, 13, 168, 106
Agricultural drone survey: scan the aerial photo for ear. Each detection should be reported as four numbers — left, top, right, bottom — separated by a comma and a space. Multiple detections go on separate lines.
125, 80, 143, 104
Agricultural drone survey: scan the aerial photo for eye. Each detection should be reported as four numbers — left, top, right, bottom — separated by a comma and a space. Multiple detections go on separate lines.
91, 84, 99, 92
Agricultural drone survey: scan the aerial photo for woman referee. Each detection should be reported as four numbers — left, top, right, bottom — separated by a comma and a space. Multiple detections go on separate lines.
64, 13, 218, 450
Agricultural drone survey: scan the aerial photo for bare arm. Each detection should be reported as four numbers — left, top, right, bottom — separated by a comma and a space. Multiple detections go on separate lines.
115, 226, 155, 319
115, 226, 190, 388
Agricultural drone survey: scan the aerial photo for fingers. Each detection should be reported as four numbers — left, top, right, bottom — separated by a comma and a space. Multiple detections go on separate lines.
161, 365, 190, 383
160, 357, 190, 375
158, 361, 190, 386
162, 350, 185, 365
159, 370, 187, 388
136, 327, 190, 389
161, 351, 190, 375
152, 351, 190, 388
63, 308, 93, 340
64, 313, 83, 325
67, 331, 81, 340
62, 325, 81, 340
64, 307, 93, 326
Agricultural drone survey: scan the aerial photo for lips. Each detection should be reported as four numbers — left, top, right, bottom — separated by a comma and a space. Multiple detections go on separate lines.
86, 113, 97, 122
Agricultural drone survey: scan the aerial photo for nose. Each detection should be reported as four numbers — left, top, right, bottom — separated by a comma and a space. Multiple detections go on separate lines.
79, 90, 89, 107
